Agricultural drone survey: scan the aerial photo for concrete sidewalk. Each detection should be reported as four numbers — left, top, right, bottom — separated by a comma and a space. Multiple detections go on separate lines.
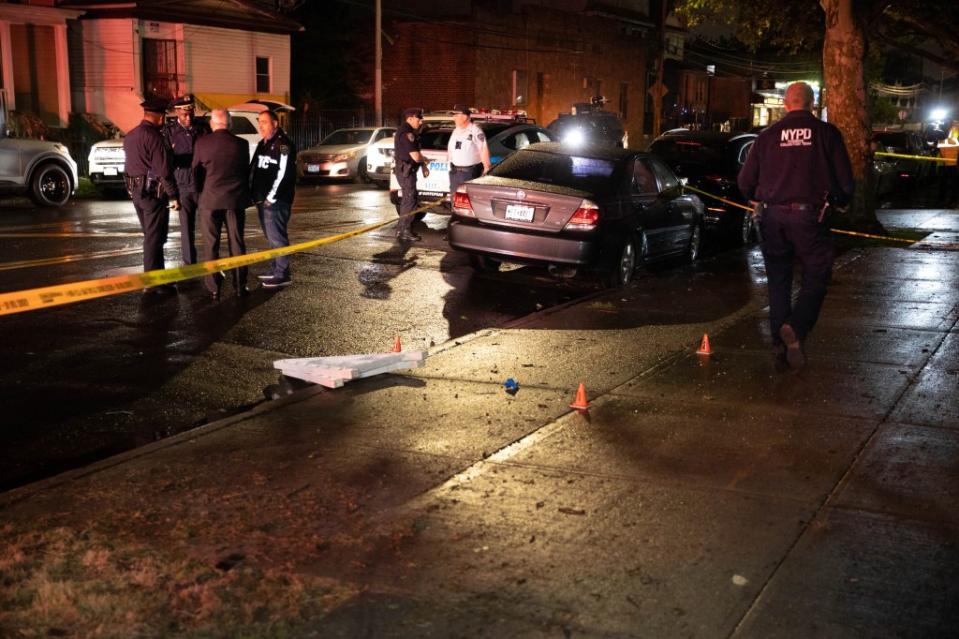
1, 210, 957, 638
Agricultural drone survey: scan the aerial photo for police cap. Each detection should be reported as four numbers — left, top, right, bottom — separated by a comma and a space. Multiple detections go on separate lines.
140, 97, 169, 113
403, 107, 424, 119
452, 104, 471, 116
172, 94, 196, 110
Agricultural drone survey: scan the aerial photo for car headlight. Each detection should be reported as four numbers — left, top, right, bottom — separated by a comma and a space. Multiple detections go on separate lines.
332, 152, 356, 162
563, 129, 586, 146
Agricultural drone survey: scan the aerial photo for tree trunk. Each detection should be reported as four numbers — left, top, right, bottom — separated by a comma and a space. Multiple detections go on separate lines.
821, 0, 881, 232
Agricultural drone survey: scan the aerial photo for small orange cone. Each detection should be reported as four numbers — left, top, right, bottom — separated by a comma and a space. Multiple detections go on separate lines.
392, 335, 402, 352
569, 383, 590, 410
696, 333, 712, 356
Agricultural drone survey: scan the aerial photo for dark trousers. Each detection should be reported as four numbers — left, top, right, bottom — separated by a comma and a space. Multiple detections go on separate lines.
448, 163, 483, 201
395, 170, 418, 236
178, 190, 199, 265
200, 208, 247, 294
760, 204, 834, 346
256, 200, 291, 279
132, 191, 169, 272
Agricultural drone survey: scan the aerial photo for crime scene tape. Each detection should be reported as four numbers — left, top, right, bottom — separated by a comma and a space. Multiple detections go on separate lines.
0, 199, 442, 317
875, 151, 956, 165
682, 184, 916, 244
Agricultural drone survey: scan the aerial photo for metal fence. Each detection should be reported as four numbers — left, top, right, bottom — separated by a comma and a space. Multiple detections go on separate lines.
285, 109, 397, 151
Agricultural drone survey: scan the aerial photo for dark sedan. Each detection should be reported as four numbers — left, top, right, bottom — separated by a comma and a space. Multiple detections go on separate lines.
647, 131, 757, 245
448, 142, 705, 287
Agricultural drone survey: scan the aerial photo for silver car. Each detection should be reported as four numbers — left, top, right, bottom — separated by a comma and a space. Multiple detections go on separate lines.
296, 127, 395, 182
0, 130, 78, 207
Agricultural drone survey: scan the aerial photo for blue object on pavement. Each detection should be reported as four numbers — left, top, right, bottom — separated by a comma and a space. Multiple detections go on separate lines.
503, 378, 519, 395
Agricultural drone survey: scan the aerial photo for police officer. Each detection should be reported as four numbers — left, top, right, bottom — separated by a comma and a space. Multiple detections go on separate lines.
250, 109, 296, 287
123, 97, 180, 293
393, 107, 430, 242
738, 82, 853, 370
447, 104, 491, 200
163, 94, 210, 265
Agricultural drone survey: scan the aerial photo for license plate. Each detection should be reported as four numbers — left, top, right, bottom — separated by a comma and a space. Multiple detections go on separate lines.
505, 204, 535, 222
103, 167, 118, 176
307, 164, 320, 173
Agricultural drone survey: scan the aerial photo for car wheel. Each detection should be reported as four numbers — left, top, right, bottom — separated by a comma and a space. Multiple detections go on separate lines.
602, 235, 637, 288
355, 158, 369, 184
687, 222, 703, 263
468, 253, 501, 273
739, 211, 754, 245
30, 163, 72, 207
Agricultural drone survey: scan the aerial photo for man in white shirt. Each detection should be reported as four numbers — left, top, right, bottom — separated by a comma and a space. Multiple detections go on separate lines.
447, 104, 491, 200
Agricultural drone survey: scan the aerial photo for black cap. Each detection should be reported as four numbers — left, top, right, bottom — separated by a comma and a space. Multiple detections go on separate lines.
172, 94, 195, 110
140, 97, 169, 114
403, 107, 424, 119
452, 104, 471, 116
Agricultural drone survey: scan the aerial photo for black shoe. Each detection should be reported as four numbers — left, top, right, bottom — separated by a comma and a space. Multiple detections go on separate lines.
261, 277, 291, 289
145, 284, 177, 296
779, 323, 806, 370
397, 231, 422, 242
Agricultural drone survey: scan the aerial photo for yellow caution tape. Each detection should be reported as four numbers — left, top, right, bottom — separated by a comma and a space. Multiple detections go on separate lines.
683, 184, 916, 244
0, 199, 442, 317
875, 151, 956, 165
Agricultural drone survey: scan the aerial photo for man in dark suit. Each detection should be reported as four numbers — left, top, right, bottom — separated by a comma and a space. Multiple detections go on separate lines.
192, 109, 251, 299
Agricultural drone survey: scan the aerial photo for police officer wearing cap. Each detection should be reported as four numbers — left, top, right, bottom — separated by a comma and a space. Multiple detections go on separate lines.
738, 81, 853, 370
163, 94, 210, 265
393, 107, 430, 242
123, 97, 180, 291
447, 104, 491, 200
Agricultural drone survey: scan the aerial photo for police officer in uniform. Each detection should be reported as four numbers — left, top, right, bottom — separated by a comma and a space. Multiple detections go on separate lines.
123, 97, 180, 293
393, 107, 430, 242
447, 104, 491, 200
250, 110, 296, 287
738, 82, 853, 370
163, 94, 210, 265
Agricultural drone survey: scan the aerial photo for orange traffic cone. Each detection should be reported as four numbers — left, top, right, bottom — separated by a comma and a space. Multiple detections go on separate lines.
696, 333, 712, 356
569, 383, 590, 410
392, 335, 402, 352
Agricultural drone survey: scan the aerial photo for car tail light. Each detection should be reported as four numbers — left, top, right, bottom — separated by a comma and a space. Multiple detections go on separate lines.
452, 185, 474, 216
564, 200, 600, 231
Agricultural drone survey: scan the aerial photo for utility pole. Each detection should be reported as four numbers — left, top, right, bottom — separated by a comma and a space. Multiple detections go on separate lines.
375, 0, 382, 126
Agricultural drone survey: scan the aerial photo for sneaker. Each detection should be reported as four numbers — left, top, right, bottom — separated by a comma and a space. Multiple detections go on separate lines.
397, 231, 422, 242
779, 323, 806, 370
256, 273, 275, 281
261, 277, 291, 288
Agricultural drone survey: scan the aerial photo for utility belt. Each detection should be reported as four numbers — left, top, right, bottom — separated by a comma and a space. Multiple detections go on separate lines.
395, 159, 419, 178
450, 163, 482, 173
124, 175, 163, 199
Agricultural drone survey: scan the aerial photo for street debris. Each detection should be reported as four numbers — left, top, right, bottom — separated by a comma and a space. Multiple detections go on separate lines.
274, 351, 426, 388
503, 378, 520, 395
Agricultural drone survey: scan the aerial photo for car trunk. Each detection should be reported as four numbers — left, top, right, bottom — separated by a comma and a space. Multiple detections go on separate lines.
463, 177, 593, 234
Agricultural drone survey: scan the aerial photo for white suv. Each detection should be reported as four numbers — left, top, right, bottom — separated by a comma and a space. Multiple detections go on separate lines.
0, 130, 78, 207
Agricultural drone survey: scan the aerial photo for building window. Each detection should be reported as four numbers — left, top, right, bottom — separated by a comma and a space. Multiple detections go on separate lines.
142, 38, 179, 100
512, 69, 527, 106
256, 57, 271, 93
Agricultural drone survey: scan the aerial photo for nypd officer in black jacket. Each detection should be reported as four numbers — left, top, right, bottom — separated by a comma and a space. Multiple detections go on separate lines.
393, 107, 430, 242
162, 94, 210, 265
123, 97, 180, 292
738, 81, 853, 370
250, 110, 296, 287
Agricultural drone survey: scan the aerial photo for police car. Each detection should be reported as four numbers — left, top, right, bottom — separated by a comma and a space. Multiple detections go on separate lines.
367, 111, 458, 187
388, 111, 553, 214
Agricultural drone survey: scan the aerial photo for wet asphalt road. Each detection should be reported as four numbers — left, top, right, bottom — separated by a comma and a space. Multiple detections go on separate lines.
0, 183, 610, 490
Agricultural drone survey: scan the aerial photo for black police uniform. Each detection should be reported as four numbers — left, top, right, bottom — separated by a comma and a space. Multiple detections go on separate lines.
123, 99, 179, 274
393, 117, 422, 239
738, 108, 853, 355
162, 108, 210, 265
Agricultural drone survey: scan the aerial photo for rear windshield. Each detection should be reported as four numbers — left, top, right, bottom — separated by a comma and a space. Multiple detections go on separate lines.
649, 139, 729, 175
489, 149, 620, 194
321, 129, 374, 145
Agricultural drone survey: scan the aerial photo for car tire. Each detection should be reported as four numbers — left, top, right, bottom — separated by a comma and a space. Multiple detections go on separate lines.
29, 163, 72, 207
355, 158, 369, 184
602, 234, 638, 288
468, 253, 501, 273
687, 222, 703, 263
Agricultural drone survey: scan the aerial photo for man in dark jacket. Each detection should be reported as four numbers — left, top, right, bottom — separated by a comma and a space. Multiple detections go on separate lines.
250, 110, 296, 288
163, 94, 210, 265
123, 97, 180, 294
192, 109, 251, 299
738, 81, 853, 370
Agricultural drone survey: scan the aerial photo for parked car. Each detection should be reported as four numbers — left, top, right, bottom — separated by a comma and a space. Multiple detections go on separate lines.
389, 120, 554, 216
296, 127, 395, 182
87, 109, 267, 195
448, 142, 704, 287
871, 130, 937, 192
647, 131, 757, 245
0, 130, 78, 207
367, 111, 461, 187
